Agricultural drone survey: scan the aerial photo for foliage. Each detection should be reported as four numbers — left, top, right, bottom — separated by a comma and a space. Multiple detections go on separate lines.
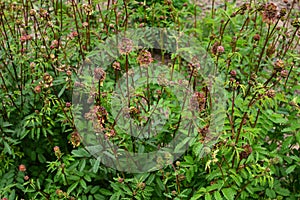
0, 0, 299, 199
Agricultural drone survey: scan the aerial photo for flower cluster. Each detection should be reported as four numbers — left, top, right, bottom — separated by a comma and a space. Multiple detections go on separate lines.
50, 40, 59, 49
39, 8, 49, 19
118, 38, 133, 55
84, 106, 108, 134
262, 3, 278, 24
83, 4, 93, 16
94, 67, 106, 86
189, 92, 206, 112
274, 59, 285, 71
240, 144, 252, 159
211, 41, 224, 55
43, 72, 54, 88
112, 61, 121, 70
69, 131, 82, 148
187, 56, 201, 77
137, 50, 154, 67
20, 34, 32, 43
266, 89, 276, 98
68, 31, 79, 40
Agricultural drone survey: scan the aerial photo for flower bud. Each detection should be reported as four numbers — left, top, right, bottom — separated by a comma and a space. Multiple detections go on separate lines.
274, 59, 285, 71
217, 45, 225, 53
266, 89, 276, 98
19, 164, 26, 172
34, 85, 41, 93
53, 146, 60, 153
230, 70, 237, 77
253, 33, 260, 41
112, 61, 121, 70
137, 182, 146, 190
65, 102, 71, 107
280, 70, 288, 77
118, 177, 124, 183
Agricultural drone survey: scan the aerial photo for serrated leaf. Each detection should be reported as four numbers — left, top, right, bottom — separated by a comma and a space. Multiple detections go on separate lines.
230, 174, 241, 186
68, 175, 81, 181
186, 168, 194, 183
214, 191, 222, 200
109, 191, 121, 200
275, 187, 290, 196
94, 194, 105, 200
67, 181, 79, 194
72, 148, 91, 157
205, 193, 212, 200
286, 165, 297, 174
100, 188, 113, 196
146, 174, 155, 185
92, 157, 101, 173
184, 155, 194, 164
58, 84, 67, 97
155, 177, 164, 191
80, 179, 87, 189
84, 174, 91, 182
222, 188, 236, 200
3, 142, 12, 155
281, 136, 293, 150
206, 183, 222, 192
191, 193, 204, 200
266, 188, 276, 198
90, 186, 100, 194
79, 159, 86, 172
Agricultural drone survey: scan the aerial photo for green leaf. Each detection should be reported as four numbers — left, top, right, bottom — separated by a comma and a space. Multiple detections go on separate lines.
281, 136, 293, 150
72, 148, 91, 157
296, 131, 300, 145
92, 157, 101, 173
58, 84, 67, 98
286, 165, 297, 174
222, 188, 236, 200
3, 142, 12, 155
214, 191, 222, 200
205, 193, 212, 200
94, 194, 105, 200
68, 175, 81, 181
79, 159, 86, 172
155, 177, 165, 191
84, 174, 92, 182
275, 187, 290, 196
146, 174, 155, 185
67, 181, 79, 194
179, 189, 192, 198
191, 193, 204, 200
206, 182, 222, 192
186, 168, 194, 183
90, 186, 100, 194
100, 188, 113, 196
80, 179, 87, 189
184, 155, 194, 164
266, 188, 276, 198
38, 154, 46, 163
109, 191, 121, 200
230, 174, 241, 186
9, 190, 16, 200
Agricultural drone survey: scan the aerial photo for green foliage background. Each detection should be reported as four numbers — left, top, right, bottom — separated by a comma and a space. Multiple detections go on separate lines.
0, 0, 299, 199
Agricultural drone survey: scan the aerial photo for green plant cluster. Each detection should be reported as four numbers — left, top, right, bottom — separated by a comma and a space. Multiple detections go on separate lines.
0, 0, 299, 199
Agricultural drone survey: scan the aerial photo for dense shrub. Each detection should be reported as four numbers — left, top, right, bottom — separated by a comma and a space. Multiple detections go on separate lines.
0, 0, 299, 199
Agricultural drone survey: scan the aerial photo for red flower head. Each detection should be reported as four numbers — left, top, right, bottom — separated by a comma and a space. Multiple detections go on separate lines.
19, 164, 26, 172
